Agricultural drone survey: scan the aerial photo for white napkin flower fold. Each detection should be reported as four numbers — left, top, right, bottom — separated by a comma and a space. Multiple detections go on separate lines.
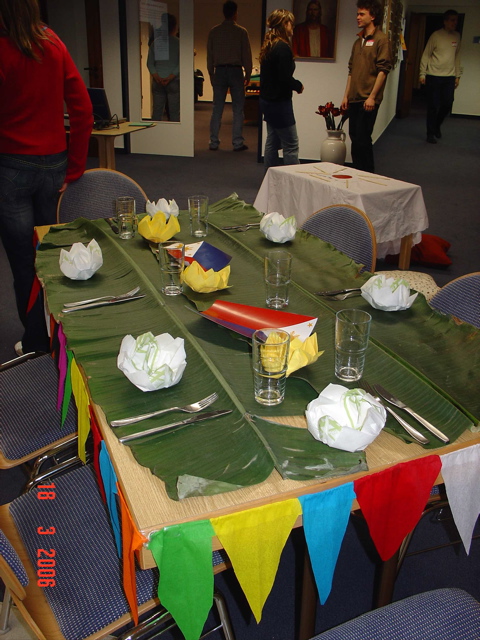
146, 198, 179, 219
117, 331, 187, 392
59, 239, 103, 280
305, 383, 386, 452
260, 212, 297, 243
361, 274, 418, 311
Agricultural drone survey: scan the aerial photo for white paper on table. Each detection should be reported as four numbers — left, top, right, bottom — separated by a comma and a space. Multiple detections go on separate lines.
59, 239, 103, 280
305, 384, 386, 452
260, 211, 297, 243
117, 331, 187, 392
361, 274, 418, 311
440, 444, 480, 555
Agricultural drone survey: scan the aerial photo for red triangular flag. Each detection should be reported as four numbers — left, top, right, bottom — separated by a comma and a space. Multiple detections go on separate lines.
354, 456, 441, 560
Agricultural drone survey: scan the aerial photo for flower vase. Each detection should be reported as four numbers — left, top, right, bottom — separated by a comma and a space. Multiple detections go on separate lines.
321, 130, 347, 165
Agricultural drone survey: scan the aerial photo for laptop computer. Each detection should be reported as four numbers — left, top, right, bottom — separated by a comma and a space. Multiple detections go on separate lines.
87, 87, 113, 130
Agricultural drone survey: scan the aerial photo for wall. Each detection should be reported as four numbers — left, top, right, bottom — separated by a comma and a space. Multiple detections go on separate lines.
46, 0, 89, 85
406, 1, 480, 117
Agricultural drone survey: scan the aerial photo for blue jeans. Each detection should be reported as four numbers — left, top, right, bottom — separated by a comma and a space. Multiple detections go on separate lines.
152, 77, 180, 122
0, 152, 67, 334
264, 123, 299, 171
209, 66, 245, 149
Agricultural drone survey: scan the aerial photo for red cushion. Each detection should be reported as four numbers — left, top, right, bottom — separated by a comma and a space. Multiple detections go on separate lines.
385, 234, 452, 267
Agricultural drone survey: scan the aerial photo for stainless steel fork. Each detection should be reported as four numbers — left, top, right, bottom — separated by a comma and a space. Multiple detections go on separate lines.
359, 380, 429, 445
110, 392, 219, 427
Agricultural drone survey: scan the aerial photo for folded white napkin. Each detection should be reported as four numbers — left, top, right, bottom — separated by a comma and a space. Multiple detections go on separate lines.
306, 383, 386, 452
59, 239, 103, 280
146, 198, 179, 219
260, 211, 297, 243
117, 331, 187, 392
361, 274, 418, 311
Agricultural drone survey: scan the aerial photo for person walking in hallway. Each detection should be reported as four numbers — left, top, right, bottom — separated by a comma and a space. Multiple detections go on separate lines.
260, 9, 304, 171
207, 1, 252, 151
341, 0, 391, 173
419, 10, 462, 144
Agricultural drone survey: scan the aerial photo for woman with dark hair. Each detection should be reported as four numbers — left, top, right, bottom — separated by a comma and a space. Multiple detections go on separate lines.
259, 9, 304, 170
0, 0, 92, 353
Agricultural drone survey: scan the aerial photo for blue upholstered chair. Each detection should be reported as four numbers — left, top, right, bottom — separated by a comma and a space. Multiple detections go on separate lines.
309, 588, 480, 639
0, 465, 234, 640
0, 353, 79, 492
429, 273, 480, 329
56, 168, 148, 223
301, 205, 377, 273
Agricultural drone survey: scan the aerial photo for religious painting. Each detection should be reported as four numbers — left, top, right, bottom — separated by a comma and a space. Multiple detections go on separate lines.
292, 0, 339, 60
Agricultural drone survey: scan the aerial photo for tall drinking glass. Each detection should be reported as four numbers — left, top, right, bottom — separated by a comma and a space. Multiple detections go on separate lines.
264, 250, 292, 309
335, 309, 372, 381
252, 328, 290, 406
159, 242, 185, 296
115, 196, 136, 240
188, 195, 209, 237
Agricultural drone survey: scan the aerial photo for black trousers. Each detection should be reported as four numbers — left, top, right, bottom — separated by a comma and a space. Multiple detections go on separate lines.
425, 75, 455, 137
348, 101, 379, 173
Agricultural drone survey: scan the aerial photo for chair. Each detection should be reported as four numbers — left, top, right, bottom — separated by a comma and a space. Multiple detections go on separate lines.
0, 353, 79, 492
301, 205, 377, 273
0, 465, 235, 640
308, 588, 480, 639
57, 168, 148, 223
429, 273, 480, 329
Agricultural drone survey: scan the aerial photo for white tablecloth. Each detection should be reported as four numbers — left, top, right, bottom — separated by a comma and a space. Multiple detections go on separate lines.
253, 163, 429, 258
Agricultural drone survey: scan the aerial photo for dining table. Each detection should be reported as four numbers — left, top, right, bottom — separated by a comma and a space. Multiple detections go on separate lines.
253, 162, 429, 268
34, 194, 480, 637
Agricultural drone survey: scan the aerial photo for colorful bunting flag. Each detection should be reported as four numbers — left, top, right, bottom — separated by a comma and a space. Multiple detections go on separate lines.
148, 520, 215, 640
211, 499, 302, 622
89, 407, 105, 501
57, 324, 67, 412
441, 444, 480, 555
118, 487, 148, 625
70, 356, 91, 462
299, 483, 355, 604
99, 442, 121, 556
61, 349, 73, 426
354, 456, 442, 561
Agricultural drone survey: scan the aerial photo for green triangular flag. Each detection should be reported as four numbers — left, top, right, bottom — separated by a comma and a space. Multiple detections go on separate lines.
148, 520, 215, 640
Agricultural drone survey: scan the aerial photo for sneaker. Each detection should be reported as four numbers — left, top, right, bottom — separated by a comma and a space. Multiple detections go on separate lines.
434, 129, 442, 139
14, 341, 23, 356
233, 144, 248, 152
426, 136, 437, 144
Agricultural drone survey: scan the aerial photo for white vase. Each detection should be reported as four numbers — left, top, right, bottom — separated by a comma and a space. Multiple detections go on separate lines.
320, 130, 347, 165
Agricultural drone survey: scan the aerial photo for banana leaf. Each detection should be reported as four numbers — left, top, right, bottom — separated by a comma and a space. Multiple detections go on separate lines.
35, 197, 477, 499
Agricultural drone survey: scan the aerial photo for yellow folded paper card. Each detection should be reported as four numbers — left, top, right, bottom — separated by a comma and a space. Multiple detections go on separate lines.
182, 260, 231, 293
138, 211, 180, 243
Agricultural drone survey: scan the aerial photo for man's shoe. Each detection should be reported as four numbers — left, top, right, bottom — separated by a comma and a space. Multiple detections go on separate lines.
434, 129, 442, 139
426, 136, 437, 144
14, 341, 23, 356
233, 144, 248, 152
209, 145, 218, 151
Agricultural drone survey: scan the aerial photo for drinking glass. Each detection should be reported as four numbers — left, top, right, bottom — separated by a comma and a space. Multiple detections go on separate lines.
188, 195, 209, 237
159, 242, 185, 296
264, 250, 292, 309
115, 196, 136, 240
335, 309, 372, 381
252, 328, 290, 406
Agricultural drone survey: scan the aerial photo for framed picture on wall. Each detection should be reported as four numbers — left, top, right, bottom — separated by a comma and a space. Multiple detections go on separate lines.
292, 0, 338, 60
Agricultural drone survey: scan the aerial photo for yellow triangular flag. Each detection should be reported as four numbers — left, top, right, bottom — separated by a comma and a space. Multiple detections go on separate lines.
211, 499, 302, 622
70, 358, 91, 462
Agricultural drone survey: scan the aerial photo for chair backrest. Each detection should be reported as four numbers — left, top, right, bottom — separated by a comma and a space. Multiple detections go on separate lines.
57, 168, 148, 223
0, 529, 29, 595
301, 204, 377, 272
429, 273, 480, 329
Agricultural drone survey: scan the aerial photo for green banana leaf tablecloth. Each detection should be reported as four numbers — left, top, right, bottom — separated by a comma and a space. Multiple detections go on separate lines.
35, 194, 480, 544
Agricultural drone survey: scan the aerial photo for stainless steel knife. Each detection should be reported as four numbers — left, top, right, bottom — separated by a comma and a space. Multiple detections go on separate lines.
119, 409, 233, 443
62, 294, 145, 313
374, 384, 450, 443
315, 288, 361, 296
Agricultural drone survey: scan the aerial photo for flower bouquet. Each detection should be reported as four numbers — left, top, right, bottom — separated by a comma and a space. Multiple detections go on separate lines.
316, 102, 349, 130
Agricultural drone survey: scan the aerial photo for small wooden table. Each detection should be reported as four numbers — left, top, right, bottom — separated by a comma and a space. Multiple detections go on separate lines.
90, 122, 155, 170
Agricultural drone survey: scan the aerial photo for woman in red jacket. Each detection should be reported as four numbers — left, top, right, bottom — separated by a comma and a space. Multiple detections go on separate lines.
0, 0, 92, 353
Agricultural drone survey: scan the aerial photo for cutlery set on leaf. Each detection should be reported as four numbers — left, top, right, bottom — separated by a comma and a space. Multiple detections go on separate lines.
62, 286, 144, 313
110, 392, 232, 443
360, 381, 449, 445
